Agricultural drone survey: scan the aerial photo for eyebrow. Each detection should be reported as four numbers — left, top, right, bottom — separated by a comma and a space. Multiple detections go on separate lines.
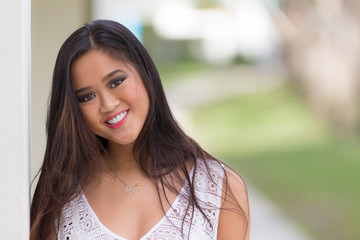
75, 69, 125, 95
101, 69, 125, 83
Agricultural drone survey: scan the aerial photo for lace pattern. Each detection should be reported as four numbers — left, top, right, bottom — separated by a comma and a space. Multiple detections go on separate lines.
57, 159, 224, 240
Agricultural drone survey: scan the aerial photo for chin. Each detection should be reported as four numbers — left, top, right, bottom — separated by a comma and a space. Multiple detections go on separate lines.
111, 136, 138, 146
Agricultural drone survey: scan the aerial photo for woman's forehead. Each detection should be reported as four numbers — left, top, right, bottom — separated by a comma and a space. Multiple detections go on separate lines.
72, 49, 136, 76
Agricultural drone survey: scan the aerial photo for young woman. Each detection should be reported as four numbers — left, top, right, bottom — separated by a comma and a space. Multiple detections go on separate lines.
30, 19, 250, 240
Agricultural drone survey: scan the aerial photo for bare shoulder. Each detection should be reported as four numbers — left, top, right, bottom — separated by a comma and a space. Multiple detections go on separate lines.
217, 166, 250, 240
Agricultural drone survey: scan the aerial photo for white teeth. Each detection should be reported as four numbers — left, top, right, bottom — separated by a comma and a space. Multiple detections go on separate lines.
107, 111, 128, 125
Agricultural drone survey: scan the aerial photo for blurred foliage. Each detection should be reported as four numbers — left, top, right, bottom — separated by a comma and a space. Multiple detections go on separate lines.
155, 61, 213, 84
142, 25, 253, 84
143, 25, 198, 64
191, 83, 360, 240
142, 1, 360, 239
273, 0, 360, 135
195, 0, 219, 9
232, 54, 255, 65
142, 25, 208, 83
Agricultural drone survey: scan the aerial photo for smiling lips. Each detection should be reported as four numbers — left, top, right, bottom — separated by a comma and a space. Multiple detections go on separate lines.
104, 109, 129, 129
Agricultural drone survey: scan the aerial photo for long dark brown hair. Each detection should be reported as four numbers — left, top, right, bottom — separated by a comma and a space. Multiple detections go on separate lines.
30, 19, 247, 239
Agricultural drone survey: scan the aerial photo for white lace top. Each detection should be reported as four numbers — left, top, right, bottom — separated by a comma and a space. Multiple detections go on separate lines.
57, 159, 224, 240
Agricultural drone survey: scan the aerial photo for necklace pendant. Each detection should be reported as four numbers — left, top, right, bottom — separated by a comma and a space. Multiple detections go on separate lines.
125, 185, 135, 194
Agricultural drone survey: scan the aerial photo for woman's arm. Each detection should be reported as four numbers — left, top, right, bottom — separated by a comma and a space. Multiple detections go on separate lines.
217, 167, 250, 240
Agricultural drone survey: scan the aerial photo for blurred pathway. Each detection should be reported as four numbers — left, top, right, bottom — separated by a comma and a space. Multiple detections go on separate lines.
164, 65, 314, 240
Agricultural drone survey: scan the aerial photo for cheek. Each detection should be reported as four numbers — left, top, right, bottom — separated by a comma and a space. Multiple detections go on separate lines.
135, 83, 149, 112
142, 95, 150, 116
80, 105, 98, 128
123, 83, 149, 113
135, 90, 150, 119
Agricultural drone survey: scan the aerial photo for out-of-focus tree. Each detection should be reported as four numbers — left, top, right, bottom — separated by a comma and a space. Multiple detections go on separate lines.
272, 0, 360, 135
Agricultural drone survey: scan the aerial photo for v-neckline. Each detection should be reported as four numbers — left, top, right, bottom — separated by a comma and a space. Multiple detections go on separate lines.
81, 165, 195, 240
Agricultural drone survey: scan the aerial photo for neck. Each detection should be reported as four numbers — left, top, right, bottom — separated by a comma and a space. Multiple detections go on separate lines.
106, 141, 140, 174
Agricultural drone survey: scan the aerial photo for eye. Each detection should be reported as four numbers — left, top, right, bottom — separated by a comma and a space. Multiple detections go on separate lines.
109, 77, 125, 89
78, 93, 96, 103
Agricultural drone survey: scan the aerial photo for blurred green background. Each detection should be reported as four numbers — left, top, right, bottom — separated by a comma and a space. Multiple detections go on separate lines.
143, 2, 360, 239
157, 56, 360, 240
191, 84, 360, 240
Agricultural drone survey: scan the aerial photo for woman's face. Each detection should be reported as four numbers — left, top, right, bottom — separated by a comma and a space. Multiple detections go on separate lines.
72, 49, 149, 147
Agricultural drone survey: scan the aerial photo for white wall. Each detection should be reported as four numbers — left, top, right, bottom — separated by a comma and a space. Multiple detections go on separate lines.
31, 0, 90, 187
0, 0, 31, 238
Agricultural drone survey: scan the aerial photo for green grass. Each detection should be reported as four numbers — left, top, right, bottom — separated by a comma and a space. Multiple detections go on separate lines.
155, 60, 215, 84
191, 84, 360, 240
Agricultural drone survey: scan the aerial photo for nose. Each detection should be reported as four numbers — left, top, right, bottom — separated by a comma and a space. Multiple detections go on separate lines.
99, 91, 120, 113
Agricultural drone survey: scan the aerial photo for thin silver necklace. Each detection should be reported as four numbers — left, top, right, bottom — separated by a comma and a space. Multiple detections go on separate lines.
115, 173, 143, 195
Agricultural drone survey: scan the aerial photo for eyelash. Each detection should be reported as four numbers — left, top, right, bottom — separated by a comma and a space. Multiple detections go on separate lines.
109, 77, 125, 89
78, 93, 95, 103
77, 77, 126, 103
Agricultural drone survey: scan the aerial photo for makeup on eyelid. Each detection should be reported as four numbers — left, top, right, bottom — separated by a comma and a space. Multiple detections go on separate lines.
76, 75, 127, 103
